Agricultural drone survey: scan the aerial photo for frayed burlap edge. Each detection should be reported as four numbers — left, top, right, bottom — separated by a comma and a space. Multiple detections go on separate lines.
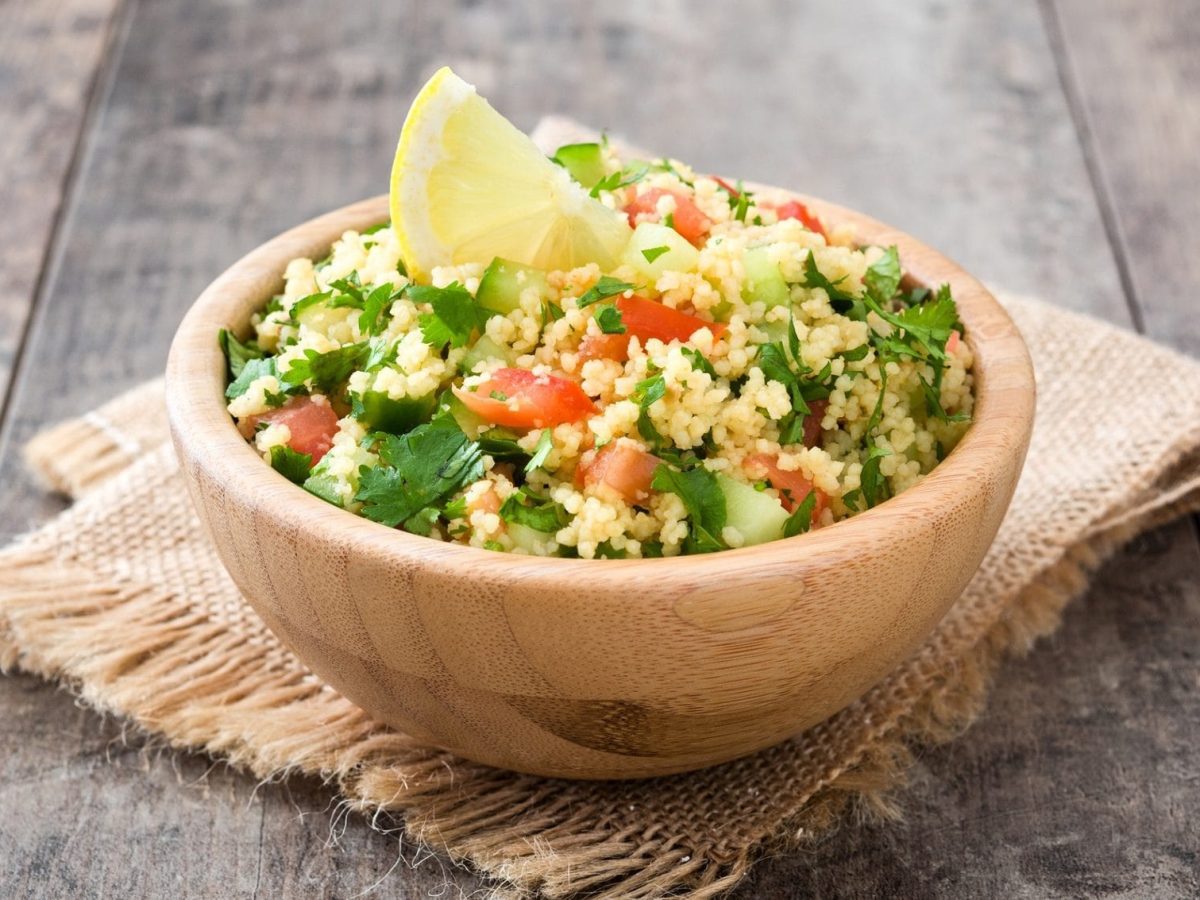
2, 464, 1196, 899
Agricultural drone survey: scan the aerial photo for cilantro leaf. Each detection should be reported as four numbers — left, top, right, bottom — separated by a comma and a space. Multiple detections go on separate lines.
782, 489, 818, 537
681, 347, 717, 379
864, 283, 959, 361
328, 274, 365, 306
499, 488, 569, 533
402, 507, 441, 537
283, 342, 368, 393
218, 329, 264, 380
269, 446, 313, 484
524, 429, 553, 474
863, 245, 902, 304
802, 251, 861, 315
226, 357, 278, 400
920, 375, 971, 423
589, 163, 649, 198
364, 335, 397, 370
633, 374, 667, 446
578, 276, 637, 308
355, 416, 485, 528
651, 463, 726, 554
411, 282, 485, 349
641, 245, 670, 264
289, 291, 333, 322
594, 304, 626, 334
839, 343, 871, 362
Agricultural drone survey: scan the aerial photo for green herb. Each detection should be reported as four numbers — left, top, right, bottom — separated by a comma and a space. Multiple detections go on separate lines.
647, 158, 694, 187
841, 488, 863, 511
864, 366, 889, 437
269, 446, 313, 484
442, 496, 468, 520
641, 540, 665, 558
919, 375, 971, 423
477, 427, 527, 460
863, 245, 902, 305
328, 273, 366, 307
594, 304, 626, 334
782, 489, 818, 537
288, 291, 333, 322
662, 212, 675, 229
651, 464, 726, 554
840, 343, 871, 362
401, 506, 441, 537
499, 488, 569, 533
594, 540, 627, 559
642, 245, 670, 264
681, 347, 717, 379
863, 283, 959, 362
283, 342, 368, 393
589, 163, 649, 198
225, 357, 278, 400
354, 416, 485, 529
802, 251, 861, 315
218, 329, 265, 379
860, 444, 892, 508
359, 282, 398, 336
524, 429, 554, 474
483, 540, 505, 552
364, 335, 397, 370
578, 276, 637, 308
733, 191, 750, 223
489, 390, 508, 401
411, 282, 486, 349
632, 374, 667, 446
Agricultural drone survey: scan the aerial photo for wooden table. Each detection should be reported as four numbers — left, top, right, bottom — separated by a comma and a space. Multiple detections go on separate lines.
2, 1, 1197, 896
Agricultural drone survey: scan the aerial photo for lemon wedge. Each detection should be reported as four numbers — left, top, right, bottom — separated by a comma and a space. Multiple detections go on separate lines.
390, 67, 632, 280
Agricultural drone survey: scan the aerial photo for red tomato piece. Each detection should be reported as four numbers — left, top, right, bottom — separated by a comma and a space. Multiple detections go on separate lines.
241, 396, 340, 464
577, 332, 631, 363
744, 453, 830, 522
623, 188, 712, 245
771, 199, 826, 237
615, 295, 727, 346
454, 368, 596, 429
577, 440, 661, 503
946, 329, 961, 354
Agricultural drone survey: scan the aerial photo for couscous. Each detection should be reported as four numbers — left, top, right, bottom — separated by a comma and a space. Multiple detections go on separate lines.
222, 158, 972, 559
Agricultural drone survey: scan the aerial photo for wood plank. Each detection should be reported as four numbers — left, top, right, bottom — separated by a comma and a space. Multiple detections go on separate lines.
1046, 0, 1200, 353
0, 0, 123, 412
0, 0, 1194, 896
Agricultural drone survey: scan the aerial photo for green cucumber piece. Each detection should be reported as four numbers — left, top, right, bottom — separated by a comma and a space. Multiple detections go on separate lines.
741, 246, 791, 307
303, 473, 344, 506
295, 299, 355, 337
352, 390, 436, 434
622, 222, 699, 280
476, 258, 552, 315
717, 474, 789, 546
461, 335, 514, 373
507, 522, 551, 554
552, 142, 606, 189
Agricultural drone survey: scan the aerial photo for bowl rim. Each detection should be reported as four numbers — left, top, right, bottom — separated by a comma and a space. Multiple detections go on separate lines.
165, 189, 1035, 584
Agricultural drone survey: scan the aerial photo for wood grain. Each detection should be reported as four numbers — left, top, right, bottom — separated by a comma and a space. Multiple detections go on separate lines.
0, 0, 1196, 892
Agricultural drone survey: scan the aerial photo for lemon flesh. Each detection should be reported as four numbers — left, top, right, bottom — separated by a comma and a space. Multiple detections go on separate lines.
390, 67, 632, 280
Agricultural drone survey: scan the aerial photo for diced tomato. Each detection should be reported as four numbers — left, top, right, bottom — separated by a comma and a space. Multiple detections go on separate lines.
578, 332, 631, 363
623, 188, 712, 245
800, 399, 829, 449
615, 295, 726, 346
467, 486, 501, 516
454, 368, 596, 429
770, 199, 826, 237
744, 453, 830, 522
240, 396, 340, 464
946, 329, 961, 354
577, 440, 661, 503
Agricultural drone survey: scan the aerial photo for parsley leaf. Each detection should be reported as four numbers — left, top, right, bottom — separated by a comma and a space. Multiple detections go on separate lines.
269, 446, 313, 484
578, 276, 637, 308
355, 416, 485, 528
218, 329, 264, 379
359, 282, 398, 336
499, 488, 569, 533
681, 347, 717, 379
226, 357, 278, 400
650, 463, 726, 554
411, 282, 485, 350
632, 374, 667, 446
524, 429, 553, 474
328, 273, 366, 306
289, 291, 333, 322
920, 374, 971, 423
589, 163, 649, 198
283, 342, 368, 393
594, 304, 626, 334
782, 489, 818, 537
802, 251, 861, 315
641, 245, 670, 264
863, 245, 902, 304
864, 283, 959, 361
402, 506, 442, 537
860, 444, 892, 509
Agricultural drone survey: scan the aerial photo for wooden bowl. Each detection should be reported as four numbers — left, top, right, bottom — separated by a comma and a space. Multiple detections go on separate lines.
165, 191, 1035, 780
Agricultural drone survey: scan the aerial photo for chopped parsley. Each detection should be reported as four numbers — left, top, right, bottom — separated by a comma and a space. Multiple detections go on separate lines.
283, 342, 368, 393
524, 429, 554, 474
782, 490, 818, 537
411, 282, 486, 349
269, 446, 313, 484
681, 347, 717, 379
359, 282, 399, 336
632, 374, 667, 446
226, 357, 280, 400
802, 251, 860, 315
589, 163, 649, 198
860, 444, 892, 509
355, 416, 485, 530
641, 245, 670, 264
578, 276, 637, 308
219, 329, 264, 379
499, 488, 569, 533
651, 463, 726, 554
594, 304, 626, 334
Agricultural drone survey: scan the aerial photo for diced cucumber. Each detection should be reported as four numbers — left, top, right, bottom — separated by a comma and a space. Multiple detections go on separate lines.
553, 142, 606, 189
507, 522, 553, 555
741, 246, 791, 307
476, 258, 552, 315
303, 473, 344, 506
622, 222, 700, 280
352, 390, 436, 435
461, 335, 514, 373
717, 474, 790, 547
758, 318, 790, 344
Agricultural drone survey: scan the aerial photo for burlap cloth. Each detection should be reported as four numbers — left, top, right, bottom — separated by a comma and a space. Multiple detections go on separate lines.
4, 125, 1200, 898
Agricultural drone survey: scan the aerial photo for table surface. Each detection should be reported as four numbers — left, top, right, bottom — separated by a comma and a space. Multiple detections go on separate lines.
2, 1, 1198, 897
